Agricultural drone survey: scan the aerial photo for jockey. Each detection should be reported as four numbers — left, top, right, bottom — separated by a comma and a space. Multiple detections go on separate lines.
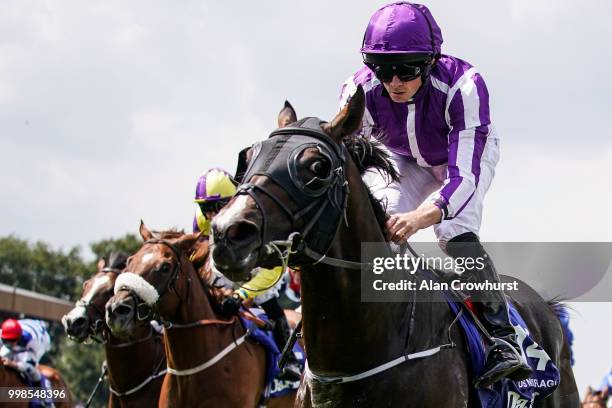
193, 168, 302, 381
1, 318, 52, 388
340, 2, 531, 387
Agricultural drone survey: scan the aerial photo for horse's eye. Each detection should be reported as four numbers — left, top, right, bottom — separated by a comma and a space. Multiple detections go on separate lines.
310, 159, 331, 178
159, 263, 171, 274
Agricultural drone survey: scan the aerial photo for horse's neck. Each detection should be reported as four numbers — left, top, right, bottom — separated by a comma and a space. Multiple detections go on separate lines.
174, 259, 217, 324
104, 331, 162, 390
301, 171, 411, 374
163, 259, 239, 373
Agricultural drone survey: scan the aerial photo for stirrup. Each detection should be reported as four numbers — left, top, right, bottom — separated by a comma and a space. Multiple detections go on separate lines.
474, 338, 531, 388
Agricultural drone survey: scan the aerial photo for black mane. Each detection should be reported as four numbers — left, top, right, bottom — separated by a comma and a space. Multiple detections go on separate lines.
343, 135, 399, 234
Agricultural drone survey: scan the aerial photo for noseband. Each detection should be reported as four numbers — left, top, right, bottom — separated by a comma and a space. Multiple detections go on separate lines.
236, 117, 352, 267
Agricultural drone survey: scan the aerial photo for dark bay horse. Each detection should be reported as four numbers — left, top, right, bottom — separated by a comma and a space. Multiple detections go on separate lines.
0, 361, 73, 408
105, 224, 295, 408
210, 87, 579, 407
62, 254, 165, 407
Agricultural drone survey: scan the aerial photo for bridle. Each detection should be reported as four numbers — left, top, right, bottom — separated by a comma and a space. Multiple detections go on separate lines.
74, 266, 122, 343
114, 239, 183, 323
235, 117, 364, 270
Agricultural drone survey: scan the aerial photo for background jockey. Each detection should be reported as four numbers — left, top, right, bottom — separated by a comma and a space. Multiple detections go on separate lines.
339, 2, 530, 387
1, 319, 52, 391
192, 168, 302, 381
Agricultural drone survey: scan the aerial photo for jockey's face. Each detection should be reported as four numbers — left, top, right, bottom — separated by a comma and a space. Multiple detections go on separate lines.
383, 75, 422, 103
2, 338, 18, 347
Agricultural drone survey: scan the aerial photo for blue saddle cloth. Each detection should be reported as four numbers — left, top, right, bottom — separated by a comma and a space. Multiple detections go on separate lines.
240, 308, 305, 400
26, 374, 52, 408
446, 298, 561, 407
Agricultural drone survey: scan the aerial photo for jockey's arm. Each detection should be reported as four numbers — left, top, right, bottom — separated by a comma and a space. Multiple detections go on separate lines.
235, 266, 284, 301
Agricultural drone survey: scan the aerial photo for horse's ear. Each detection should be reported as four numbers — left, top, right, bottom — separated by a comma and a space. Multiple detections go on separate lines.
176, 233, 200, 254
139, 220, 153, 241
278, 100, 297, 128
323, 85, 365, 143
586, 385, 593, 395
97, 258, 106, 271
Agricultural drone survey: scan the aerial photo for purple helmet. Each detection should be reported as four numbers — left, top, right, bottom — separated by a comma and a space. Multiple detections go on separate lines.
361, 2, 443, 59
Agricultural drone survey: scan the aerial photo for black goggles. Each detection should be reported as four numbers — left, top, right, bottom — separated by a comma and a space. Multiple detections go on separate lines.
366, 63, 426, 83
198, 198, 230, 214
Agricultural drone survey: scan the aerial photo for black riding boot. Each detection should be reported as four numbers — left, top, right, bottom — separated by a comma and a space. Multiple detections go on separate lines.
447, 233, 532, 388
261, 298, 302, 381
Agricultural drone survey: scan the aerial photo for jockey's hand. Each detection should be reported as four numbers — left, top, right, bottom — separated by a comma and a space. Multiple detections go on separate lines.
221, 293, 243, 316
387, 211, 421, 243
2, 358, 17, 369
386, 203, 443, 243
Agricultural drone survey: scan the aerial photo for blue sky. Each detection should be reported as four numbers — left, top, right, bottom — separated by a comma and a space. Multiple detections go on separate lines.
1, 0, 610, 395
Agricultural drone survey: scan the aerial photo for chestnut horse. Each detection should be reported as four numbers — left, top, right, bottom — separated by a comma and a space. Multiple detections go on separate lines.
105, 225, 294, 408
210, 87, 579, 407
0, 361, 73, 408
581, 386, 609, 407
62, 254, 165, 407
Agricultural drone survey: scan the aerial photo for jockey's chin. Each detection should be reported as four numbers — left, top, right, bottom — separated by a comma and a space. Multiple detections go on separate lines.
383, 76, 422, 103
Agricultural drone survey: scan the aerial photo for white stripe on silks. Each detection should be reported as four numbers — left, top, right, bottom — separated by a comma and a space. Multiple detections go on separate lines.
406, 104, 429, 167
363, 75, 381, 93
430, 76, 449, 94
339, 77, 357, 110
361, 107, 375, 138
114, 272, 159, 306
445, 67, 477, 120
459, 73, 482, 130
446, 69, 481, 216
447, 129, 477, 216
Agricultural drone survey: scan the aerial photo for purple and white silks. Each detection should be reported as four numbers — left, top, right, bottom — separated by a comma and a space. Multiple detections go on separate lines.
340, 55, 500, 227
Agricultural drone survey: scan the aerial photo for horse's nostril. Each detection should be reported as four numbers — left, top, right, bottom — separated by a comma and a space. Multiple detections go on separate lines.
115, 303, 134, 317
226, 222, 258, 242
72, 316, 88, 330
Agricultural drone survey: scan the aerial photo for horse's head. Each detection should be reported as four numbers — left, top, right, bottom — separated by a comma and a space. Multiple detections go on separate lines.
62, 252, 127, 342
211, 87, 365, 280
105, 222, 199, 339
582, 386, 609, 407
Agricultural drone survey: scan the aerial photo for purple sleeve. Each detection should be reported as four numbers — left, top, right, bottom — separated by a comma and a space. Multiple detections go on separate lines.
432, 71, 491, 219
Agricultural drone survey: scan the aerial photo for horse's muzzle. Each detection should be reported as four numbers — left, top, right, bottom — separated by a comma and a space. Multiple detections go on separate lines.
105, 295, 137, 339
211, 220, 261, 281
62, 313, 89, 342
